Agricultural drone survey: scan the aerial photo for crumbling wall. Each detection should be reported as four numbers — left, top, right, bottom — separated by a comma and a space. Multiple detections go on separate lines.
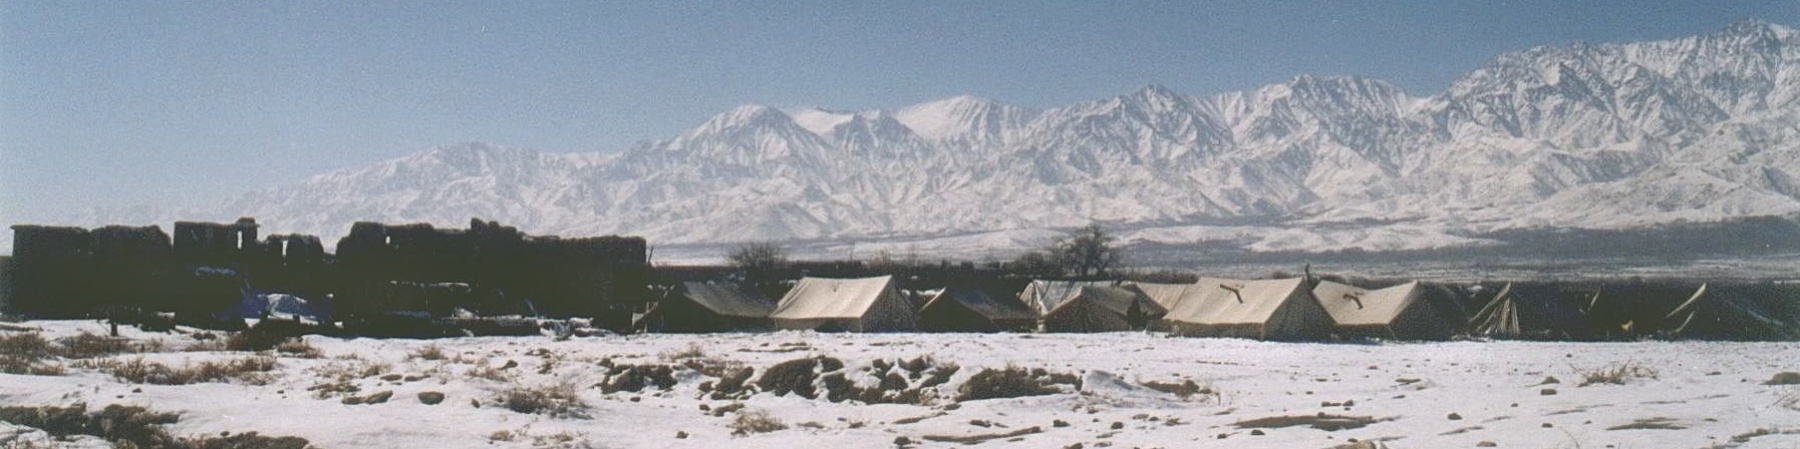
8, 225, 95, 317
331, 218, 648, 329
90, 225, 175, 312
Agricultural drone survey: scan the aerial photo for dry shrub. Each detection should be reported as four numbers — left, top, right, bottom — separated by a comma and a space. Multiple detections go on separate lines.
0, 403, 180, 448
957, 366, 1077, 402
0, 332, 52, 357
682, 356, 745, 378
316, 358, 389, 381
0, 332, 62, 375
180, 432, 312, 449
183, 339, 227, 352
661, 343, 706, 361
1577, 361, 1659, 386
273, 339, 322, 359
1140, 378, 1219, 402
501, 384, 587, 418
465, 360, 512, 382
308, 380, 360, 399
58, 332, 134, 359
730, 409, 788, 435
99, 356, 277, 385
411, 344, 446, 361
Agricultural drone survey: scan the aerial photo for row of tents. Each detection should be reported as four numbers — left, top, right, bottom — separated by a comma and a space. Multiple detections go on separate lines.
637, 275, 1798, 341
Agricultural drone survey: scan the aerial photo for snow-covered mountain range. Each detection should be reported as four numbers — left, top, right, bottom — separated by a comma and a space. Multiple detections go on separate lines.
134, 20, 1800, 258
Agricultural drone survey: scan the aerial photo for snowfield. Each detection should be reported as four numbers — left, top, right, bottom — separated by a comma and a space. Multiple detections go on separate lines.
4, 320, 1799, 449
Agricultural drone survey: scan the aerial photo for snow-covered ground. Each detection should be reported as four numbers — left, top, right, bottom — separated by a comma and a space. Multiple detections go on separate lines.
4, 320, 1799, 449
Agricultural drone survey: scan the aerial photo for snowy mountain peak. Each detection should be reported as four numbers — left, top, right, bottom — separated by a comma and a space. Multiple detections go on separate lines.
894, 95, 1032, 142
787, 107, 857, 137
694, 105, 796, 135
185, 21, 1800, 256
1121, 83, 1193, 110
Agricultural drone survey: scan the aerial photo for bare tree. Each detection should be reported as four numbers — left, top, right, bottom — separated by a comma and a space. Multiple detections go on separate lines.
727, 241, 789, 273
1053, 223, 1122, 278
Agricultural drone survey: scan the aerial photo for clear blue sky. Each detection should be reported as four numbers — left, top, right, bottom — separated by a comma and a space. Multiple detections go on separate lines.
2, 1, 1796, 227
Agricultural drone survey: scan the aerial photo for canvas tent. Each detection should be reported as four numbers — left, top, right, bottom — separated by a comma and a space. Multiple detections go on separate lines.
1659, 283, 1797, 341
916, 283, 1038, 333
1127, 282, 1194, 310
640, 281, 776, 333
769, 276, 916, 332
1575, 282, 1694, 338
1040, 285, 1166, 333
1312, 281, 1450, 340
1162, 277, 1331, 340
1466, 283, 1593, 340
1018, 280, 1115, 315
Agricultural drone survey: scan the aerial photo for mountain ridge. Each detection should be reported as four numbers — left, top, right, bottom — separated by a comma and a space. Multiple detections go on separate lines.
51, 20, 1800, 260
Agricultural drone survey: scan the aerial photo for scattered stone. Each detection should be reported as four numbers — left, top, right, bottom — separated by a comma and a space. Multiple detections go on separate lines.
1052, 419, 1070, 428
1477, 441, 1497, 447
1110, 422, 1124, 430
1063, 444, 1083, 449
362, 391, 393, 404
379, 374, 403, 381
893, 436, 914, 446
675, 431, 688, 439
1217, 433, 1229, 439
418, 391, 446, 405
1448, 413, 1463, 420
1766, 372, 1800, 385
1542, 423, 1554, 428
500, 360, 518, 370
1541, 388, 1558, 396
1250, 429, 1265, 436
1541, 376, 1560, 385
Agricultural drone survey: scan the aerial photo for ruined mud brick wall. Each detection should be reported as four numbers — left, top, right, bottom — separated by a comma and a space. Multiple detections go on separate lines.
168, 219, 260, 316
511, 235, 649, 329
9, 226, 97, 317
0, 256, 12, 312
245, 234, 330, 297
173, 218, 257, 268
90, 225, 176, 312
332, 219, 648, 327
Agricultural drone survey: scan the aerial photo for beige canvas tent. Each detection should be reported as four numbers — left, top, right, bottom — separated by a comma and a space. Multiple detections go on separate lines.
1040, 285, 1166, 332
769, 276, 916, 332
1126, 281, 1194, 310
1163, 277, 1331, 340
1312, 280, 1450, 340
639, 282, 775, 333
916, 283, 1038, 333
